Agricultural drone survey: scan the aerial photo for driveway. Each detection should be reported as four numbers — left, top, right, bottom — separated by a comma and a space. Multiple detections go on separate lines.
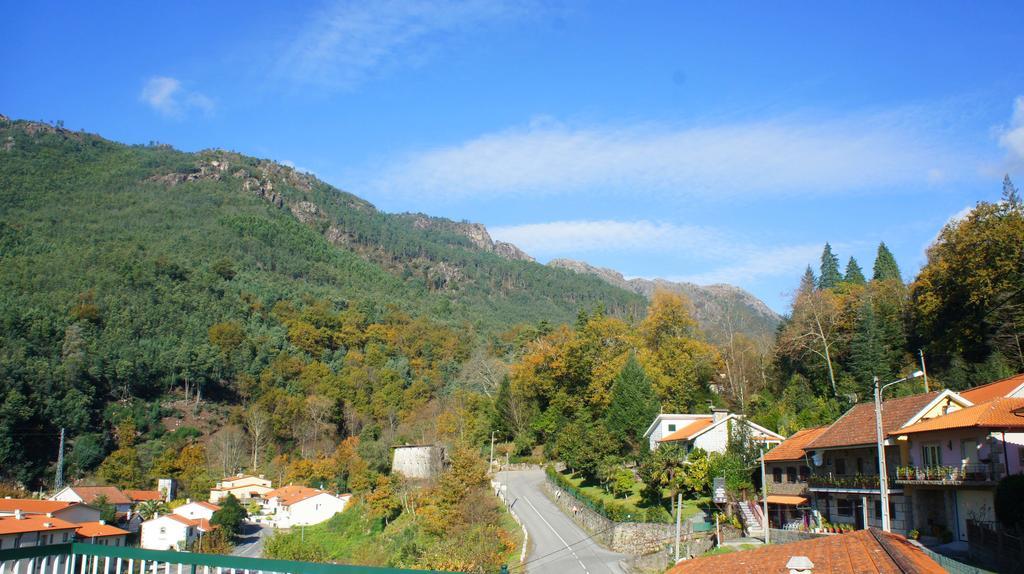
497, 469, 628, 574
232, 522, 271, 558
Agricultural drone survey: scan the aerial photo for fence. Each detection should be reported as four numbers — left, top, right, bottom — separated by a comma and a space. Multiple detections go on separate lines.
966, 520, 1024, 572
0, 544, 455, 574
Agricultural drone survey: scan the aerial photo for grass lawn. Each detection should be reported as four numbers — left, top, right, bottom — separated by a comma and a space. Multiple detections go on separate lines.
701, 544, 758, 556
560, 470, 709, 522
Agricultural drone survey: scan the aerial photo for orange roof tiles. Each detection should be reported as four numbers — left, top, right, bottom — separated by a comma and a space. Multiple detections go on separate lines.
894, 397, 1024, 435
0, 515, 79, 535
960, 373, 1024, 404
657, 419, 714, 443
265, 485, 324, 506
64, 486, 133, 505
0, 499, 76, 514
807, 392, 940, 450
765, 495, 808, 505
185, 501, 220, 512
164, 514, 216, 531
125, 490, 163, 502
763, 426, 829, 462
667, 529, 944, 574
75, 521, 129, 538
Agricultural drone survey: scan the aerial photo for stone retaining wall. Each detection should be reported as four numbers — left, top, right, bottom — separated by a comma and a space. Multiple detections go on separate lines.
543, 478, 675, 555
768, 528, 826, 544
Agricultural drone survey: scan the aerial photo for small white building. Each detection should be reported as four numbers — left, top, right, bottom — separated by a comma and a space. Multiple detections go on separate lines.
209, 474, 273, 503
263, 485, 350, 528
139, 514, 214, 551
644, 409, 784, 453
173, 501, 219, 521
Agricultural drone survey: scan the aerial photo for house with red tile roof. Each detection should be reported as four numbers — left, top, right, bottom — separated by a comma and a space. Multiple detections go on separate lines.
667, 528, 944, 574
263, 485, 350, 528
644, 409, 783, 453
173, 501, 220, 522
888, 396, 1024, 544
0, 513, 78, 550
0, 499, 101, 524
958, 372, 1024, 404
140, 512, 217, 551
125, 490, 163, 504
75, 521, 130, 546
49, 486, 134, 515
802, 390, 971, 534
209, 474, 273, 504
760, 426, 830, 529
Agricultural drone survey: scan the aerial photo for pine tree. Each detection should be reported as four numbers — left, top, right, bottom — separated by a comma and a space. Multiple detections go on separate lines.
1004, 174, 1021, 208
849, 296, 887, 396
604, 355, 660, 456
872, 242, 902, 282
799, 266, 817, 294
493, 375, 514, 440
844, 257, 866, 285
818, 243, 842, 290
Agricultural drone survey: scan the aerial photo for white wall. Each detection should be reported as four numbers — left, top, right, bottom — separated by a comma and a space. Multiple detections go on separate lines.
140, 517, 192, 551
174, 503, 215, 521
279, 493, 348, 527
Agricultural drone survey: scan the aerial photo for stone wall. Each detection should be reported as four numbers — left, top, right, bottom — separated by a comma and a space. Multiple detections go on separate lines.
391, 445, 444, 479
543, 479, 674, 554
768, 528, 826, 544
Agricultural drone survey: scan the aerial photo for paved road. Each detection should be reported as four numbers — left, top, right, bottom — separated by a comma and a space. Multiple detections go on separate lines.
232, 523, 271, 558
497, 469, 627, 574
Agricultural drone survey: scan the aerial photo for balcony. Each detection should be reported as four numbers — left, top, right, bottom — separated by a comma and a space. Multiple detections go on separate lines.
807, 473, 902, 494
0, 543, 457, 574
894, 463, 1006, 485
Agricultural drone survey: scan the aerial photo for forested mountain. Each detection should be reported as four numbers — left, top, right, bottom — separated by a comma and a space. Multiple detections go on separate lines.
548, 258, 781, 343
0, 115, 644, 486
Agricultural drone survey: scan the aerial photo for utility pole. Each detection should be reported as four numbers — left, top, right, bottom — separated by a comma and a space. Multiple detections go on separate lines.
490, 431, 496, 469
919, 350, 929, 392
873, 376, 891, 532
760, 445, 770, 544
55, 427, 65, 490
674, 493, 682, 561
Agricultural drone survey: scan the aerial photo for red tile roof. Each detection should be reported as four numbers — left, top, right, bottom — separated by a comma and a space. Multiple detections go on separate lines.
0, 499, 76, 514
894, 397, 1024, 435
75, 521, 130, 538
763, 426, 829, 462
264, 485, 337, 507
960, 373, 1024, 404
0, 515, 78, 535
667, 529, 944, 574
125, 490, 163, 502
182, 501, 220, 512
165, 514, 216, 531
657, 419, 714, 443
807, 392, 941, 450
64, 486, 133, 505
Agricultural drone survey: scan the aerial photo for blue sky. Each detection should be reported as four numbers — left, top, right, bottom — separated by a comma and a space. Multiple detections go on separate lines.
3, 1, 1023, 313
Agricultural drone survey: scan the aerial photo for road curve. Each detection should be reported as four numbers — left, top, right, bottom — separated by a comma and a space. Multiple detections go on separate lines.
497, 469, 627, 574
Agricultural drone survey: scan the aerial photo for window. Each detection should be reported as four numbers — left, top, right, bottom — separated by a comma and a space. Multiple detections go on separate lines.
922, 444, 942, 467
835, 458, 847, 475
667, 424, 677, 432
773, 468, 782, 483
800, 466, 810, 481
786, 467, 797, 484
159, 527, 166, 535
837, 499, 853, 516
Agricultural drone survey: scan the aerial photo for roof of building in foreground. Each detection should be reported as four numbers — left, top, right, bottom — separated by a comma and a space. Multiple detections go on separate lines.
806, 392, 941, 450
667, 528, 944, 574
894, 397, 1024, 435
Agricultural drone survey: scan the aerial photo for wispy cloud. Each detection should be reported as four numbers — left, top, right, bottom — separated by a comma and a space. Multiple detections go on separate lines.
490, 219, 826, 286
999, 95, 1024, 168
275, 0, 534, 91
139, 77, 214, 119
367, 109, 979, 200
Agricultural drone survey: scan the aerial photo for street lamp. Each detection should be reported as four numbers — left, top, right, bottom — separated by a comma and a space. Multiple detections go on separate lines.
874, 370, 924, 532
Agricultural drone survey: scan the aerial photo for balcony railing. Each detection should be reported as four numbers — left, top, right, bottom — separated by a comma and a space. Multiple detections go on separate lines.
895, 463, 1006, 484
807, 473, 893, 491
0, 543, 457, 574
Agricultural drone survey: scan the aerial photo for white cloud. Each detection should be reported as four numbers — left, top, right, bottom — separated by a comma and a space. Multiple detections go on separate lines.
490, 218, 826, 286
367, 110, 976, 200
139, 76, 214, 118
275, 0, 533, 91
999, 96, 1024, 166
489, 220, 724, 256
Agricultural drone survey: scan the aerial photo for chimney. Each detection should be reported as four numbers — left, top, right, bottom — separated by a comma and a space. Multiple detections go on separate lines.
787, 556, 814, 574
43, 522, 53, 528
46, 512, 53, 518
99, 519, 106, 525
14, 509, 22, 520
712, 408, 729, 424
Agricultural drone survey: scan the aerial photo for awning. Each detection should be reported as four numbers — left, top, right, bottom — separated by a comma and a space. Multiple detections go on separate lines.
765, 495, 808, 505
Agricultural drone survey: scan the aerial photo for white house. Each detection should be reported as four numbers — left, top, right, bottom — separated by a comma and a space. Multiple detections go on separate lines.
644, 408, 784, 453
209, 474, 273, 503
0, 513, 78, 550
263, 485, 350, 528
173, 501, 219, 521
49, 486, 133, 515
140, 514, 214, 551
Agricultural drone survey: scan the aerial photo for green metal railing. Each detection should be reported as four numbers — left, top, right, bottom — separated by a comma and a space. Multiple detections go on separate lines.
0, 544, 454, 574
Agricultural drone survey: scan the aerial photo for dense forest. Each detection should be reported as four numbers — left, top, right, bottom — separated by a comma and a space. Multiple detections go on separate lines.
0, 116, 1022, 568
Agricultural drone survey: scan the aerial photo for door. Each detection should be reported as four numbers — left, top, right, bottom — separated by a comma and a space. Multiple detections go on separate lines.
957, 489, 995, 542
962, 439, 979, 464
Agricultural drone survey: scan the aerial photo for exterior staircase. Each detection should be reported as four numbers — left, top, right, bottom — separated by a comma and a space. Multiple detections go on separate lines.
737, 501, 766, 538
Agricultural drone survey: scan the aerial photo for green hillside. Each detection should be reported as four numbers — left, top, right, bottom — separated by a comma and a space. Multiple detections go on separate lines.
0, 116, 644, 485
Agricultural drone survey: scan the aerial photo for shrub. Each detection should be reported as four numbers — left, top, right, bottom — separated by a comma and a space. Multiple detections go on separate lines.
996, 474, 1024, 530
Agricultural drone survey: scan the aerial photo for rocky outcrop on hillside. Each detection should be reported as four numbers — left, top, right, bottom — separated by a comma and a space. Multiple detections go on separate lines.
405, 215, 535, 262
548, 258, 781, 343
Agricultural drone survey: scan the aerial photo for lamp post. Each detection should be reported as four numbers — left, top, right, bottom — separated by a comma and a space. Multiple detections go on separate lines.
874, 370, 923, 532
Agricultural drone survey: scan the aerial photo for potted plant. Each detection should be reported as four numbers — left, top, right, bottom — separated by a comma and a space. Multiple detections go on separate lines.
908, 529, 920, 540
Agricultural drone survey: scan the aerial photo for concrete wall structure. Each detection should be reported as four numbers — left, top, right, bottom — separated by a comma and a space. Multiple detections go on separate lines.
392, 445, 444, 480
